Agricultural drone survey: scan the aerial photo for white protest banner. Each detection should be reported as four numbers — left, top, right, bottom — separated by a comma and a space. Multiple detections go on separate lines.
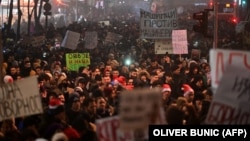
172, 29, 188, 54
0, 76, 43, 121
209, 49, 250, 89
119, 88, 165, 131
205, 65, 250, 124
140, 8, 178, 39
98, 20, 110, 26
105, 32, 123, 43
96, 116, 134, 141
61, 30, 80, 50
154, 39, 173, 54
84, 31, 98, 49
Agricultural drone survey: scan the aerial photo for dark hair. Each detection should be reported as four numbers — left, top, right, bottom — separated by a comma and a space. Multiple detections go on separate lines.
83, 97, 96, 107
166, 105, 184, 125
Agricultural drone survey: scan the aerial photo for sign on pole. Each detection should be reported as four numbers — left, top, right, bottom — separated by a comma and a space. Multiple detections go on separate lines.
140, 8, 178, 39
0, 76, 43, 121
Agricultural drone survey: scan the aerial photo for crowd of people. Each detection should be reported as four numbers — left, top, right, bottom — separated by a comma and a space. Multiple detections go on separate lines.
0, 2, 246, 141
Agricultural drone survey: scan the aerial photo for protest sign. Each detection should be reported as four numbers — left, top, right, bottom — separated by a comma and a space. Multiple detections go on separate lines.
0, 76, 43, 121
119, 88, 164, 131
61, 30, 80, 50
65, 53, 90, 71
105, 32, 123, 43
172, 29, 188, 54
84, 31, 98, 49
209, 49, 250, 89
205, 65, 250, 124
154, 39, 173, 54
30, 36, 46, 47
140, 8, 178, 39
96, 116, 134, 141
98, 20, 110, 26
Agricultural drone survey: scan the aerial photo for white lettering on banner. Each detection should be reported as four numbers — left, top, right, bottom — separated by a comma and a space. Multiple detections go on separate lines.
96, 116, 134, 141
0, 76, 43, 121
209, 49, 250, 89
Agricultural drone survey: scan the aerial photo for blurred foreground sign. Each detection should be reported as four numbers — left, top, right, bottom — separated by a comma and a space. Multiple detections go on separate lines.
205, 65, 250, 124
96, 116, 134, 141
209, 49, 250, 89
0, 76, 43, 121
119, 88, 164, 131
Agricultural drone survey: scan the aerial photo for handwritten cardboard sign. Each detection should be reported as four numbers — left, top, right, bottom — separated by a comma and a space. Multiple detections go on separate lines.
105, 32, 123, 43
0, 76, 43, 121
209, 49, 250, 89
65, 53, 90, 71
205, 65, 250, 124
61, 30, 80, 50
172, 29, 188, 54
96, 116, 134, 141
84, 31, 98, 49
154, 39, 173, 54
